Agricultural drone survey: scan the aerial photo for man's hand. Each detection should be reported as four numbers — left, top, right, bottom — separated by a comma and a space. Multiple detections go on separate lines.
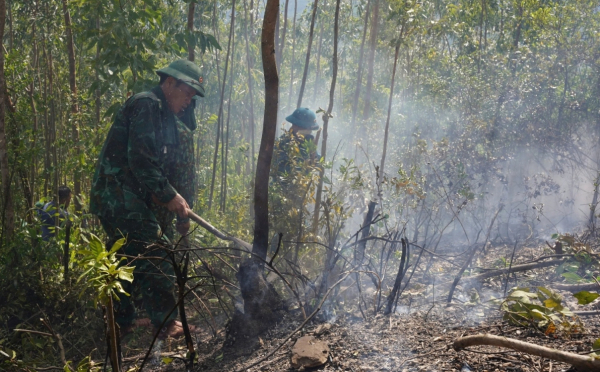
153, 193, 189, 219
176, 220, 190, 236
166, 194, 189, 219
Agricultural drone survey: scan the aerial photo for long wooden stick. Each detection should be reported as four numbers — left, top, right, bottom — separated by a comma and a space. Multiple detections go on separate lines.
186, 210, 252, 251
551, 282, 600, 292
454, 334, 600, 371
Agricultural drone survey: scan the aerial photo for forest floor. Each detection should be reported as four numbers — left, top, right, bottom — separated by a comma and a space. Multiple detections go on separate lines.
118, 243, 600, 372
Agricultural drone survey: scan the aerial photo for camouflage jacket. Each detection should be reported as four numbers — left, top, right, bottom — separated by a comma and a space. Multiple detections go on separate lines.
90, 86, 196, 224
273, 131, 319, 179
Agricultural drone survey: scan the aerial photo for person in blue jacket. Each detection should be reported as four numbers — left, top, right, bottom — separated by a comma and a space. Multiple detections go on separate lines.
38, 185, 71, 241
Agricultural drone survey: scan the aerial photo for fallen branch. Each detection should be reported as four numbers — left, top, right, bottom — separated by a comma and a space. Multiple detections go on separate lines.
187, 210, 252, 251
459, 260, 565, 286
453, 334, 600, 372
573, 310, 600, 317
551, 282, 600, 293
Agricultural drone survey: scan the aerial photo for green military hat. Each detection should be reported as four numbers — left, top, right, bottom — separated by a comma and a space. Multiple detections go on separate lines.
156, 59, 205, 97
286, 108, 319, 130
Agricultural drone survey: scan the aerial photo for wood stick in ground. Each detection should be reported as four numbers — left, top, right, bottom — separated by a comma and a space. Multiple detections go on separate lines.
453, 334, 600, 371
458, 259, 565, 286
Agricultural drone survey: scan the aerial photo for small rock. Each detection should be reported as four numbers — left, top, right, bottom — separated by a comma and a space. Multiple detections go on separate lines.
314, 323, 332, 335
291, 336, 329, 369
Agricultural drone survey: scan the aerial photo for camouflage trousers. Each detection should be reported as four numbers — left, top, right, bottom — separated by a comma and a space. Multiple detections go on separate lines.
99, 215, 177, 329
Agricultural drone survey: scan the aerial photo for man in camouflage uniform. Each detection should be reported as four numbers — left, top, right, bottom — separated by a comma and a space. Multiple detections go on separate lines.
273, 107, 320, 182
90, 59, 203, 339
271, 108, 320, 258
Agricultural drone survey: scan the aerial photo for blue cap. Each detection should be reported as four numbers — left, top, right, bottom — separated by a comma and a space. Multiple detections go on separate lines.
285, 108, 319, 130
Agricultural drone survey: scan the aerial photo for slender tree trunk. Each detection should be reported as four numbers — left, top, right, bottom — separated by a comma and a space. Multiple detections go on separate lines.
29, 5, 39, 219
243, 0, 256, 179
287, 0, 297, 109
361, 0, 379, 120
221, 28, 236, 212
312, 0, 341, 234
209, 0, 236, 210
95, 15, 101, 145
253, 0, 279, 262
227, 0, 282, 342
0, 0, 15, 240
42, 39, 50, 197
188, 1, 196, 61
275, 9, 280, 65
276, 0, 290, 73
7, 0, 11, 50
296, 0, 319, 108
312, 21, 324, 106
45, 17, 59, 209
62, 0, 81, 212
378, 41, 401, 196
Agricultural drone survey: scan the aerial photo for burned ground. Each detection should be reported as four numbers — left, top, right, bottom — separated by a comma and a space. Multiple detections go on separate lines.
112, 242, 600, 372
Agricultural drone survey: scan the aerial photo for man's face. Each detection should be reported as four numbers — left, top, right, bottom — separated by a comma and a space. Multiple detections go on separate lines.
162, 77, 196, 114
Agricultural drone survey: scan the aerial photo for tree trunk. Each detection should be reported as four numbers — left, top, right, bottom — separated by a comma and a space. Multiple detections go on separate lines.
62, 0, 81, 213
287, 0, 297, 110
276, 0, 290, 73
361, 0, 379, 121
29, 4, 39, 214
311, 21, 324, 106
221, 27, 236, 212
253, 0, 279, 262
378, 41, 401, 193
296, 0, 319, 108
209, 0, 236, 210
311, 0, 340, 234
228, 0, 283, 344
0, 0, 15, 241
243, 0, 256, 179
384, 238, 407, 315
95, 14, 101, 146
350, 0, 371, 132
188, 1, 196, 61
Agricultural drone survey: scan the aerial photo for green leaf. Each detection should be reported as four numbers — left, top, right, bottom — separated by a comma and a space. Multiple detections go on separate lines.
562, 272, 583, 283
108, 238, 126, 255
88, 234, 104, 257
162, 357, 173, 364
573, 291, 600, 305
530, 309, 548, 320
544, 298, 560, 308
593, 338, 600, 350
117, 267, 135, 283
537, 286, 554, 298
